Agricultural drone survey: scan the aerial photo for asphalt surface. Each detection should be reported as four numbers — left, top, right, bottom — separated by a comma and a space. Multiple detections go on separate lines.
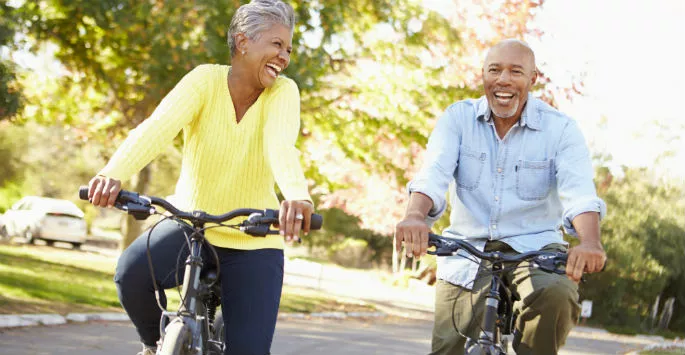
0, 318, 658, 355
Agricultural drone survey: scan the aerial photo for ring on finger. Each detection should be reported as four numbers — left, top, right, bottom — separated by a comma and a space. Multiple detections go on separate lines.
295, 212, 304, 220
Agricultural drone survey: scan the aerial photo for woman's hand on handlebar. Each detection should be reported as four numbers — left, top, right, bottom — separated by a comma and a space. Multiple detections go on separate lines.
279, 200, 314, 243
394, 213, 431, 258
88, 175, 122, 208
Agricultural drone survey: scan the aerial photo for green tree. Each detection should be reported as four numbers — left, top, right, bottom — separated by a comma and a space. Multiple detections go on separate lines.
10, 0, 454, 248
0, 3, 23, 120
580, 167, 685, 332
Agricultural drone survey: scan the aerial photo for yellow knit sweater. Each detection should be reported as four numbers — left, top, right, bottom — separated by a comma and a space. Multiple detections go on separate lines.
99, 64, 312, 249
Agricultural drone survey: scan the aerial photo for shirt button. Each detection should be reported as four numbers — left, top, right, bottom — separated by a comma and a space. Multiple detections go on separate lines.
491, 225, 497, 230
497, 168, 503, 173
494, 196, 500, 201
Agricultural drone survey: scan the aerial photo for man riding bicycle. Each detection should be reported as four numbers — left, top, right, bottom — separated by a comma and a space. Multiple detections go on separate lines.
394, 39, 607, 355
87, 1, 314, 354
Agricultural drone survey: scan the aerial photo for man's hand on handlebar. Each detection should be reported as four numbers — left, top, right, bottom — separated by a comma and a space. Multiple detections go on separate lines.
278, 200, 314, 243
394, 213, 431, 258
566, 241, 606, 283
88, 175, 122, 208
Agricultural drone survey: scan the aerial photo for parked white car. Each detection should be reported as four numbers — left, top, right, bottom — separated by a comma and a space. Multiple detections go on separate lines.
2, 196, 87, 248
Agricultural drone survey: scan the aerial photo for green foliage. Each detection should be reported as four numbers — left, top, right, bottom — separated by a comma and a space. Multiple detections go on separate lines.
10, 0, 461, 182
579, 167, 685, 332
0, 4, 23, 120
0, 61, 22, 120
0, 124, 30, 211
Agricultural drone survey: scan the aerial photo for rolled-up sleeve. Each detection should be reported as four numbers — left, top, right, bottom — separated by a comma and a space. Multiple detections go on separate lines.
555, 119, 607, 236
407, 106, 461, 224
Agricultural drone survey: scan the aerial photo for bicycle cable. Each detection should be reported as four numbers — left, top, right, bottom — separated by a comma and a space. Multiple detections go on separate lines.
451, 258, 539, 345
143, 213, 177, 312
171, 221, 245, 315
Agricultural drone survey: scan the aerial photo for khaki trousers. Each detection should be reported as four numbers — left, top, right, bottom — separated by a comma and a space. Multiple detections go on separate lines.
430, 241, 580, 355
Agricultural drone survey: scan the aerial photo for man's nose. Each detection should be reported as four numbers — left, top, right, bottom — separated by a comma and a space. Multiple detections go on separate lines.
496, 70, 512, 85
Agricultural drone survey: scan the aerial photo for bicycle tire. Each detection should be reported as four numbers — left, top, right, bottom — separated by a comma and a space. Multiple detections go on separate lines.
158, 321, 192, 355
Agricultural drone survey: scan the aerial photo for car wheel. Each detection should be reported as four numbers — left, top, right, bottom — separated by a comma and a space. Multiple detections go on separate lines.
45, 240, 55, 247
71, 242, 82, 250
0, 226, 8, 240
24, 230, 35, 244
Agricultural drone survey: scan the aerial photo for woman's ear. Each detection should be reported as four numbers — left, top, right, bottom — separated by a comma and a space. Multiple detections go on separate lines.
235, 32, 249, 55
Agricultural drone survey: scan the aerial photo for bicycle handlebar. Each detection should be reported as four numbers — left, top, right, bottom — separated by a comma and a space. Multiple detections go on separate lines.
78, 186, 323, 235
428, 233, 568, 275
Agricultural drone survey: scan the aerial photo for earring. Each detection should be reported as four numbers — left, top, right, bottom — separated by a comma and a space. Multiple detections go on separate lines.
242, 50, 246, 55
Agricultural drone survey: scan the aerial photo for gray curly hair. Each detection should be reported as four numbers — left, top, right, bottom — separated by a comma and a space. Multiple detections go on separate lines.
227, 0, 296, 58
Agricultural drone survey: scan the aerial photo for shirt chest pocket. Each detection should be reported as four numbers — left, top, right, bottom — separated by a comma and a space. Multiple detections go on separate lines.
516, 159, 554, 201
455, 147, 487, 191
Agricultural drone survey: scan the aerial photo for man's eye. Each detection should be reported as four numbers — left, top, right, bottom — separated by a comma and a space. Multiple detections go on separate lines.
489, 68, 499, 73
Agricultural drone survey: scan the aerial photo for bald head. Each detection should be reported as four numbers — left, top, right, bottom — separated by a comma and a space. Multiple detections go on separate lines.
484, 39, 536, 75
482, 39, 538, 120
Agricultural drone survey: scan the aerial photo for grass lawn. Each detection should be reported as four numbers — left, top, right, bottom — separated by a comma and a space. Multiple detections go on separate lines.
640, 351, 685, 355
0, 243, 375, 315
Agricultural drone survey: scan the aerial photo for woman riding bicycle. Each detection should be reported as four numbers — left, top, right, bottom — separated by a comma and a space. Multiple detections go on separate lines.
86, 1, 313, 354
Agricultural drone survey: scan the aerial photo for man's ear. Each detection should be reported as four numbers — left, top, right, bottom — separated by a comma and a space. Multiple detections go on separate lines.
531, 68, 538, 86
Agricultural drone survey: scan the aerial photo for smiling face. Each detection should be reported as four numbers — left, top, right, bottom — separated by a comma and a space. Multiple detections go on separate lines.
239, 23, 293, 89
482, 41, 537, 120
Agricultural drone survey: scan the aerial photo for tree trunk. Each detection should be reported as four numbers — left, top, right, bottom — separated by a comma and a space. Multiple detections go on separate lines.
392, 237, 399, 273
119, 164, 152, 250
658, 297, 675, 330
650, 294, 661, 330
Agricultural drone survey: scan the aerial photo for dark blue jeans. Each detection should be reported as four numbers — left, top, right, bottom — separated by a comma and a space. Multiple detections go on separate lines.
114, 219, 284, 355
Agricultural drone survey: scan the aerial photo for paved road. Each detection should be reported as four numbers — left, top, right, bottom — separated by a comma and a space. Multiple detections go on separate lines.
0, 318, 656, 355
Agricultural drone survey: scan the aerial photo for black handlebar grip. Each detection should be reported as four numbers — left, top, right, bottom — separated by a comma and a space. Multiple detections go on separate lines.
271, 211, 323, 230
79, 186, 89, 200
310, 214, 323, 230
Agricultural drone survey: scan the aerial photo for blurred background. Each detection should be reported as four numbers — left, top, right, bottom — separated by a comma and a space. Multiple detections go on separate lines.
0, 0, 683, 340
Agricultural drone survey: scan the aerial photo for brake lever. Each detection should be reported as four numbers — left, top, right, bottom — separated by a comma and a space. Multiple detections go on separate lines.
426, 238, 459, 257
532, 253, 567, 275
533, 253, 589, 283
240, 211, 278, 237
116, 201, 156, 220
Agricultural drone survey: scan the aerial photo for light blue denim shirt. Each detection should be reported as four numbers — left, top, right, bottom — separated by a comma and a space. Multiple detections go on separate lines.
408, 94, 607, 288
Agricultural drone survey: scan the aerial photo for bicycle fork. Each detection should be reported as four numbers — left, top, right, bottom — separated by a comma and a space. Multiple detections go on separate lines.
466, 263, 506, 355
159, 235, 207, 354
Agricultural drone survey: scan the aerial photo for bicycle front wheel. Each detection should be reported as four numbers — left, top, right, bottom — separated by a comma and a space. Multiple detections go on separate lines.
158, 321, 192, 355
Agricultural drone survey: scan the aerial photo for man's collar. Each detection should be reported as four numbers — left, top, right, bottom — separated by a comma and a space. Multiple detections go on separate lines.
477, 94, 542, 130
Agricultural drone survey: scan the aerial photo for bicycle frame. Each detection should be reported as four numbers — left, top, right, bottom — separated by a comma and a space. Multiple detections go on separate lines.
77, 185, 323, 355
465, 262, 509, 355
427, 234, 571, 355
159, 221, 222, 355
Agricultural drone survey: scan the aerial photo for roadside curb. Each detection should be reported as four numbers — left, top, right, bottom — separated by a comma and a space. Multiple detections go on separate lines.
0, 311, 390, 329
624, 339, 685, 355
